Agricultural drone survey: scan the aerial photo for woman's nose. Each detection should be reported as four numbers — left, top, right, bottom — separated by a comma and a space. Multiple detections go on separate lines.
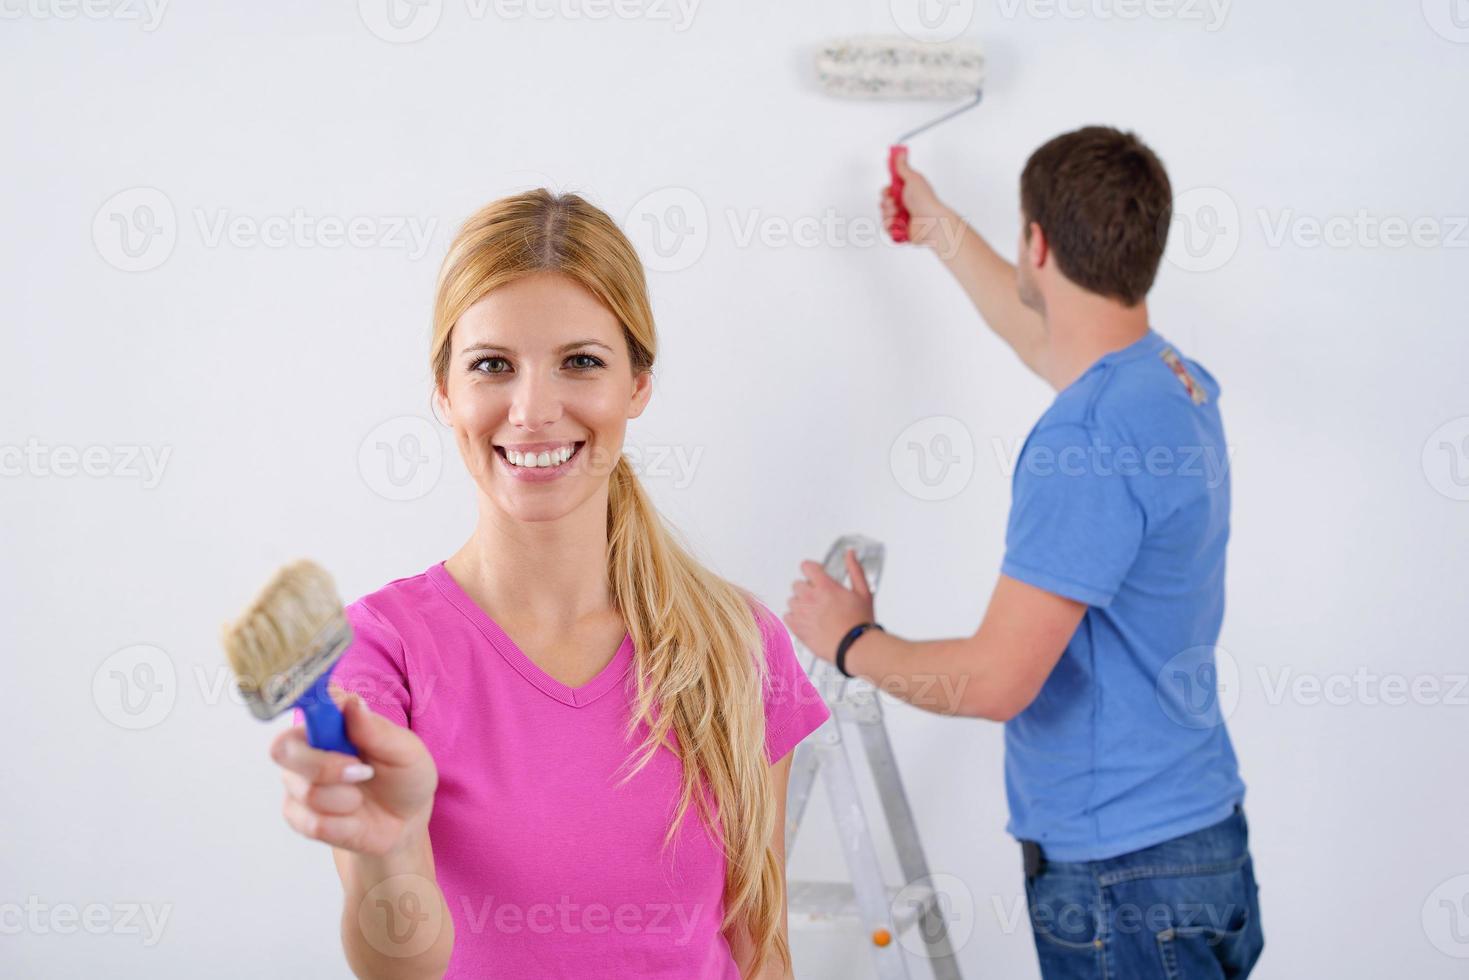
507, 374, 563, 431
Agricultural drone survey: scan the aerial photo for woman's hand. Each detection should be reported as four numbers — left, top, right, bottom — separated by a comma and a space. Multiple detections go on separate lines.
881, 148, 958, 251
270, 685, 438, 857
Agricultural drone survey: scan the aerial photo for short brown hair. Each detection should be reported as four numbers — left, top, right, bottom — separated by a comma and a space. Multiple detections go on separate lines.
1020, 126, 1172, 306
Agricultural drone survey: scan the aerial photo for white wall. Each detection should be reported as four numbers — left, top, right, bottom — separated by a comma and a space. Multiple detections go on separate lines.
4, 1, 1467, 976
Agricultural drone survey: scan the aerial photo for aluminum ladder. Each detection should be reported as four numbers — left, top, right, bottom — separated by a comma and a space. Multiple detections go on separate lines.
784, 534, 965, 979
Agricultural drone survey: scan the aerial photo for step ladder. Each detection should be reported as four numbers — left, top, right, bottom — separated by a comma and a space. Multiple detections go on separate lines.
784, 534, 965, 980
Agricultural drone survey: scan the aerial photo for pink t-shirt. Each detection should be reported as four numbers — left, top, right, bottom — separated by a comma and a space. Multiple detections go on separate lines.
301, 561, 831, 979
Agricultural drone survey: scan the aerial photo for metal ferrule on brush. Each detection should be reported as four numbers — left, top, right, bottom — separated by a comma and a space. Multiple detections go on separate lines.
239, 613, 354, 721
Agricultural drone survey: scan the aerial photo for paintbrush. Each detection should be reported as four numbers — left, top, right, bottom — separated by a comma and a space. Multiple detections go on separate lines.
221, 559, 358, 755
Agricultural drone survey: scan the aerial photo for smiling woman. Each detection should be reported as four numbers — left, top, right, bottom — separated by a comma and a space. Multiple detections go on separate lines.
271, 189, 830, 980
437, 267, 645, 505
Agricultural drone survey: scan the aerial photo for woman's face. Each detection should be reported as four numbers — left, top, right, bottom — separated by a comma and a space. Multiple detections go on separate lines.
437, 270, 652, 524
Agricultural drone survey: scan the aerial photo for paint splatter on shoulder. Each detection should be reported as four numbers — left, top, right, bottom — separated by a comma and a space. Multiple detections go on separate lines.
1161, 348, 1209, 405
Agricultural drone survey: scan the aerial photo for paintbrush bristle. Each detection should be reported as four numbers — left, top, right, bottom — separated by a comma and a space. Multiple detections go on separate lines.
815, 36, 985, 100
221, 560, 350, 720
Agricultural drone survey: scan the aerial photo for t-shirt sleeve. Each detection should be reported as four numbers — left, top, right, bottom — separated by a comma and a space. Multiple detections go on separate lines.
753, 600, 831, 764
292, 599, 411, 730
1001, 423, 1146, 608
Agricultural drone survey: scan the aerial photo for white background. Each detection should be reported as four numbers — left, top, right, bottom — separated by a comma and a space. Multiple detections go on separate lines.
4, 0, 1468, 976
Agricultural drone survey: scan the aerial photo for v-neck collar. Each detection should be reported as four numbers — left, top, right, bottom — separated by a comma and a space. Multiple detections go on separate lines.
427, 560, 635, 708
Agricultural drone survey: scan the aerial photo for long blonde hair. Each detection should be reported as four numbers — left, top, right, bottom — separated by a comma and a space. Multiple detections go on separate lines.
429, 189, 788, 976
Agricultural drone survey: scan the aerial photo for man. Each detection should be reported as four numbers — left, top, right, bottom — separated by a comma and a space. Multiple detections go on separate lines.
782, 126, 1263, 979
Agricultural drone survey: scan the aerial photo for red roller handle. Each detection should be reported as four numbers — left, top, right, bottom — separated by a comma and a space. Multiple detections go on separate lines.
887, 145, 910, 243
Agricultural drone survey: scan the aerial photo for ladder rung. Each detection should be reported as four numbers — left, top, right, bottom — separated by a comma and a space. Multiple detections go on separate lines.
787, 880, 938, 934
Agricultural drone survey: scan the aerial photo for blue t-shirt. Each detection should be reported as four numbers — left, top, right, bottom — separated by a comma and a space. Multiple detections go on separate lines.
1000, 328, 1246, 861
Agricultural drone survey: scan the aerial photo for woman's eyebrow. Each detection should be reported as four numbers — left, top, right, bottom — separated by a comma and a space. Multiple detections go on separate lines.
460, 340, 614, 356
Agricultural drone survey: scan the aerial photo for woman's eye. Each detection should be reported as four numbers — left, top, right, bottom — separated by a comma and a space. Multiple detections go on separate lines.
473, 356, 511, 374
471, 354, 602, 374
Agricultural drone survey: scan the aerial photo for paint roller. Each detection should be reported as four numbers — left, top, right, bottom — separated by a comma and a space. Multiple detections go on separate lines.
814, 36, 985, 243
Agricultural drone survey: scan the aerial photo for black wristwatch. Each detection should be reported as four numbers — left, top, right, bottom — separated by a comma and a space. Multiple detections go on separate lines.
835, 622, 884, 678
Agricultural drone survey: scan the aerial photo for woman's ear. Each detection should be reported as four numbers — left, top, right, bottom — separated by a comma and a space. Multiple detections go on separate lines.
432, 383, 452, 426
627, 369, 653, 420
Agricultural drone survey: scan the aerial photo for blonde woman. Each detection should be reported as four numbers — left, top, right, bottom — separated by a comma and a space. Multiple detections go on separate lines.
267, 190, 830, 979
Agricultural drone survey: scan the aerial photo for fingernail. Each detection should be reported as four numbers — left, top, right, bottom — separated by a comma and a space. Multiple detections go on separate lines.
342, 763, 375, 782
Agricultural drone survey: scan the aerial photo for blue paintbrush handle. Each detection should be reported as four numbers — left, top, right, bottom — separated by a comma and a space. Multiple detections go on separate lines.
296, 668, 358, 756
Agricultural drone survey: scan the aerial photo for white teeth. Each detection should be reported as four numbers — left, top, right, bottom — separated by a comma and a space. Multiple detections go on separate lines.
504, 444, 575, 469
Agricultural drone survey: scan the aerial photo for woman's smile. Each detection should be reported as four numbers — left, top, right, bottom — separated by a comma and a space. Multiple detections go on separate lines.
492, 439, 586, 482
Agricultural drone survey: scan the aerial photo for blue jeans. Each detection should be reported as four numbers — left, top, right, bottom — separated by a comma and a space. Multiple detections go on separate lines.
1023, 807, 1264, 979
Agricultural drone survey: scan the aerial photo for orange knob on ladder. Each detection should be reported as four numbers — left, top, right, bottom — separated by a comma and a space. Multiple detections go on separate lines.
872, 928, 893, 947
